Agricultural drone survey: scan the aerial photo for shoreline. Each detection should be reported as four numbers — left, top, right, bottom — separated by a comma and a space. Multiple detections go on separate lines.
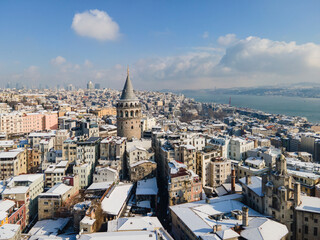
182, 93, 320, 124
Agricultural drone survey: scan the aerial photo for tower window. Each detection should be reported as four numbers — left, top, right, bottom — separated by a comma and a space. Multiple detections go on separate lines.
131, 126, 133, 129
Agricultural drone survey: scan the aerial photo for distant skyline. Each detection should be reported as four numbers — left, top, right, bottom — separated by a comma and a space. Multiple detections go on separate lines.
0, 0, 320, 90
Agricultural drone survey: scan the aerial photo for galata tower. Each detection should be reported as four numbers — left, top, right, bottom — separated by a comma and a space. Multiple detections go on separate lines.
116, 67, 141, 140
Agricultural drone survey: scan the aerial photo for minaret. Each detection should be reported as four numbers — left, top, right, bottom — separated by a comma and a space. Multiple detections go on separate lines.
116, 67, 141, 140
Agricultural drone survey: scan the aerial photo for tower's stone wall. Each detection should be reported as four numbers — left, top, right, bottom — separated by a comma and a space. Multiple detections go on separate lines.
117, 101, 141, 140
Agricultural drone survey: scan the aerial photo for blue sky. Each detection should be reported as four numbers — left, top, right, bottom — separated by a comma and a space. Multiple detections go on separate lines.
0, 0, 320, 89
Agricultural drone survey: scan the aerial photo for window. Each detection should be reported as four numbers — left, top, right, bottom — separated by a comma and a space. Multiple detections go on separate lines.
305, 226, 308, 234
314, 227, 318, 236
305, 217, 308, 222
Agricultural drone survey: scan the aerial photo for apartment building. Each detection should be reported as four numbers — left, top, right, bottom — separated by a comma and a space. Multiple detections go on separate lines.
237, 157, 269, 179
196, 145, 222, 187
174, 144, 197, 172
38, 182, 78, 220
54, 129, 69, 150
129, 160, 157, 182
93, 166, 119, 183
0, 112, 58, 135
73, 163, 91, 189
229, 137, 254, 161
1, 174, 44, 225
168, 160, 202, 206
0, 148, 27, 180
0, 112, 22, 135
62, 138, 77, 163
0, 200, 26, 230
44, 161, 69, 188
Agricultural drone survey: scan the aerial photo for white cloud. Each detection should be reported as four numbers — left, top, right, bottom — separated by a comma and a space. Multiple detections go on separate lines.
219, 36, 320, 74
51, 56, 66, 65
129, 35, 320, 89
217, 34, 237, 46
3, 35, 320, 90
71, 9, 120, 41
202, 31, 209, 39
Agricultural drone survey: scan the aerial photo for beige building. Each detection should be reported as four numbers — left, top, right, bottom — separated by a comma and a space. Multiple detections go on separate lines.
207, 158, 232, 189
287, 169, 320, 196
0, 112, 22, 135
27, 148, 40, 173
80, 216, 96, 234
240, 154, 320, 240
90, 107, 116, 117
237, 157, 269, 179
100, 136, 126, 161
174, 144, 197, 172
54, 129, 69, 150
44, 161, 69, 188
129, 160, 157, 182
100, 136, 126, 179
295, 196, 320, 240
38, 182, 78, 220
197, 146, 231, 189
0, 148, 27, 180
62, 138, 77, 163
168, 160, 202, 206
196, 145, 221, 180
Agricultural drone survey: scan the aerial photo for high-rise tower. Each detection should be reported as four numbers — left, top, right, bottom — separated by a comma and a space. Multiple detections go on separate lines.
116, 67, 141, 140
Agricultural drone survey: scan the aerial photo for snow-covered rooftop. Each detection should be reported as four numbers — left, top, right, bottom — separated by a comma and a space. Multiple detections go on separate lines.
28, 218, 70, 236
0, 224, 20, 239
239, 176, 263, 197
296, 195, 320, 214
39, 183, 71, 197
136, 178, 158, 196
240, 218, 289, 240
101, 183, 133, 216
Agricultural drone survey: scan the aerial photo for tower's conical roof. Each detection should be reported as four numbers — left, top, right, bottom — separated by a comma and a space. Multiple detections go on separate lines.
120, 66, 137, 100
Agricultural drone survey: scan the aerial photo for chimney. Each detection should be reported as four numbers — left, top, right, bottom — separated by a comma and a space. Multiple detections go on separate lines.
213, 224, 222, 233
231, 168, 236, 193
242, 206, 249, 227
246, 175, 252, 185
294, 182, 301, 206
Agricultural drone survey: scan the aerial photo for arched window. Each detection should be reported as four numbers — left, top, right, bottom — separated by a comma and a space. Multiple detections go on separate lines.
131, 126, 134, 129
135, 110, 139, 117
120, 111, 123, 117
130, 103, 133, 107
125, 111, 128, 117
130, 110, 134, 117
